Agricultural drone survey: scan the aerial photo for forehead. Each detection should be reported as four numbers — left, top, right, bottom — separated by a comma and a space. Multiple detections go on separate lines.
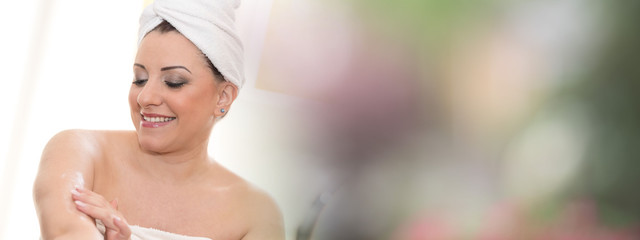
135, 31, 205, 68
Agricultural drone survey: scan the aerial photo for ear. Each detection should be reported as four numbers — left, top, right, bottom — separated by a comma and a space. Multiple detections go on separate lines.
214, 81, 238, 117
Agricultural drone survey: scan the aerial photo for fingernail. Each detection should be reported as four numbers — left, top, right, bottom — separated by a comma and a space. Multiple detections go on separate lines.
75, 185, 84, 191
74, 200, 86, 207
71, 189, 81, 196
113, 215, 123, 225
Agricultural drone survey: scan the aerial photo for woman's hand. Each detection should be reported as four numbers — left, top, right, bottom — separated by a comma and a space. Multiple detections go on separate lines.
71, 187, 132, 240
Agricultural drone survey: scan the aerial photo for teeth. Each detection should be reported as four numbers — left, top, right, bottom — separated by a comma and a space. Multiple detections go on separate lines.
143, 116, 175, 122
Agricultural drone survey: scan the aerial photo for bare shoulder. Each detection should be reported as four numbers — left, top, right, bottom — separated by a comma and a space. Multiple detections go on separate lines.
37, 129, 135, 191
38, 129, 104, 179
207, 164, 285, 240
44, 129, 101, 154
209, 163, 280, 212
237, 179, 282, 221
43, 129, 135, 157
238, 183, 285, 240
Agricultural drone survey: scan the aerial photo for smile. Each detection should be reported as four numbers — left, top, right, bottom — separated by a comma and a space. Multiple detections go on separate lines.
143, 116, 176, 122
140, 113, 177, 128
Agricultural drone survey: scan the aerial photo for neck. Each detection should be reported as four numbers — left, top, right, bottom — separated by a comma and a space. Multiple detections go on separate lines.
135, 140, 212, 184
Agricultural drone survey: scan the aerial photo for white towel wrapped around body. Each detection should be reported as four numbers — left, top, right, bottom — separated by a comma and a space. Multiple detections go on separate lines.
97, 220, 212, 240
138, 0, 244, 88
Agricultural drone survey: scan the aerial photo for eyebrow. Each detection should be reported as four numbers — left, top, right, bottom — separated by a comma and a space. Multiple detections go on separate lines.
161, 66, 192, 74
134, 63, 146, 70
133, 64, 192, 74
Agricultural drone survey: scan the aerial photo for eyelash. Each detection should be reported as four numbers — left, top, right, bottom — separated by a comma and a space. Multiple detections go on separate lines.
165, 81, 186, 89
132, 79, 147, 86
132, 79, 187, 89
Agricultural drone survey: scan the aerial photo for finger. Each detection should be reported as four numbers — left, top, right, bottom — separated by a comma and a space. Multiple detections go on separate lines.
110, 198, 119, 210
75, 187, 108, 204
113, 216, 132, 239
74, 200, 120, 230
72, 188, 129, 238
72, 187, 110, 209
74, 199, 109, 220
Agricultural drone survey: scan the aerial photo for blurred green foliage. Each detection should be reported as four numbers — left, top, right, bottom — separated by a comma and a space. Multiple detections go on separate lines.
343, 0, 502, 51
575, 0, 640, 226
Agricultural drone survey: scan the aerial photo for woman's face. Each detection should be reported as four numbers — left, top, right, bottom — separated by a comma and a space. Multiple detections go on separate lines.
129, 30, 223, 153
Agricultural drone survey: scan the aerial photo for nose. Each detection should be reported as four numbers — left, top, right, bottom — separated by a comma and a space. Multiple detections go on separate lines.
137, 79, 163, 108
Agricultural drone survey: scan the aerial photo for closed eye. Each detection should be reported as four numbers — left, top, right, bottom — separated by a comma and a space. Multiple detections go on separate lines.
132, 79, 147, 86
165, 81, 186, 89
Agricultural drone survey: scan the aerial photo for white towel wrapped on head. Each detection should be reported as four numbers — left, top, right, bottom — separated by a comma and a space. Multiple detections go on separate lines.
138, 0, 245, 88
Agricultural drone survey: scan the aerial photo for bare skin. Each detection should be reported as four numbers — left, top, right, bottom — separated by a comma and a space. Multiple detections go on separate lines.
34, 30, 284, 240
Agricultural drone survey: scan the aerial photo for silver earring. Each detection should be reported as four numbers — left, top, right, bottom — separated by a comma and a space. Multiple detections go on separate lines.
221, 108, 226, 113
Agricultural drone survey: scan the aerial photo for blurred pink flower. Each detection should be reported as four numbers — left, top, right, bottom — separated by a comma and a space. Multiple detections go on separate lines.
394, 200, 640, 240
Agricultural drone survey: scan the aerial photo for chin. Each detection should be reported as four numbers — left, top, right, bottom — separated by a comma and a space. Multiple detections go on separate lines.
136, 133, 169, 153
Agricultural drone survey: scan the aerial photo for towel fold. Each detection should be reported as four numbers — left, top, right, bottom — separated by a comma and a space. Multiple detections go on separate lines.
139, 0, 244, 88
97, 220, 212, 240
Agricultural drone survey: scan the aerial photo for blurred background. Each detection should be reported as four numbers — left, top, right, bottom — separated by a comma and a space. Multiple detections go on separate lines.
1, 0, 639, 239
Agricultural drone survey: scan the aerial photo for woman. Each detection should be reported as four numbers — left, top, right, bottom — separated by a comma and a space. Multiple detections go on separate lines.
33, 0, 284, 239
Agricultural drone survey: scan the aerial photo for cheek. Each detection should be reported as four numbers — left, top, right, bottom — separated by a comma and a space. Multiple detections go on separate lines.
128, 88, 141, 129
173, 96, 203, 116
177, 90, 216, 117
128, 87, 140, 108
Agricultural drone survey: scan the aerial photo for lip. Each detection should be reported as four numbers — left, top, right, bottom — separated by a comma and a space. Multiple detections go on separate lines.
140, 112, 176, 128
